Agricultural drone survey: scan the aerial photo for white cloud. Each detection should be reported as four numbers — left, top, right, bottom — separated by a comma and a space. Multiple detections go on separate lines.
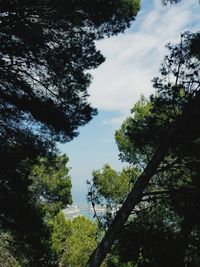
100, 138, 111, 144
88, 0, 200, 117
102, 115, 127, 127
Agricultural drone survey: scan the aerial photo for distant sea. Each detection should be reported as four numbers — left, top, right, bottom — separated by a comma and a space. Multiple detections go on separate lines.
79, 209, 95, 220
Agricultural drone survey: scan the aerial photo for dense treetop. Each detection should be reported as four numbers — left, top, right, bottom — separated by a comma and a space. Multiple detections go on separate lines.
0, 0, 140, 144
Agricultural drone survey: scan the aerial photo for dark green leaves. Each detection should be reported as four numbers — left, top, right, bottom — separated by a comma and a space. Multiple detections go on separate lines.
0, 0, 140, 143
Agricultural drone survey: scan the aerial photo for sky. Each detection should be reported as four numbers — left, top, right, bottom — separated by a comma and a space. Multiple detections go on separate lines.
60, 0, 200, 205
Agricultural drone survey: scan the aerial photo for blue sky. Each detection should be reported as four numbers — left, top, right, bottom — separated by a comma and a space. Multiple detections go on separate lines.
60, 0, 200, 204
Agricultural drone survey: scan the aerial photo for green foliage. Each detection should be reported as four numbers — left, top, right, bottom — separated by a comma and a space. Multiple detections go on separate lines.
0, 232, 21, 267
49, 214, 98, 267
61, 216, 97, 267
0, 0, 140, 145
89, 165, 140, 205
107, 195, 200, 267
88, 164, 140, 228
0, 2, 140, 263
48, 212, 71, 259
131, 95, 152, 121
90, 32, 200, 266
0, 150, 72, 267
115, 95, 153, 165
29, 154, 72, 216
116, 32, 200, 168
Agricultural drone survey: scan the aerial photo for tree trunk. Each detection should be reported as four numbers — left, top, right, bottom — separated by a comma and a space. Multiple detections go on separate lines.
86, 143, 168, 266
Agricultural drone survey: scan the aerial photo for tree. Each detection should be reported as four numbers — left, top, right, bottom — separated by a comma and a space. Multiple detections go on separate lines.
0, 2, 140, 265
0, 151, 72, 267
0, 0, 140, 145
0, 231, 21, 267
115, 95, 153, 166
62, 216, 97, 267
88, 165, 140, 228
49, 213, 98, 267
48, 212, 71, 262
29, 154, 72, 216
88, 165, 140, 205
87, 32, 200, 266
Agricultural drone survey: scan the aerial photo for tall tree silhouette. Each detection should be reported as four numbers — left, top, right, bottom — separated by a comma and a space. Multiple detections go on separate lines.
0, 0, 140, 143
86, 32, 200, 267
0, 1, 140, 265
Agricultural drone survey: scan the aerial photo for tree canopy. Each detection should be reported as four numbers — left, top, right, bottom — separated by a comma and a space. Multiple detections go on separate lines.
49, 213, 98, 267
87, 32, 200, 267
0, 152, 72, 266
0, 0, 140, 144
0, 1, 140, 265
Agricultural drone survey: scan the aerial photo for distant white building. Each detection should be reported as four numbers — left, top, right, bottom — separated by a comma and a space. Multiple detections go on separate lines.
63, 205, 81, 219
63, 204, 120, 220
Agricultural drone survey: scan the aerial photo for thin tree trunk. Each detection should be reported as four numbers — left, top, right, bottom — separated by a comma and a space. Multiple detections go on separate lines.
86, 94, 199, 267
86, 142, 169, 267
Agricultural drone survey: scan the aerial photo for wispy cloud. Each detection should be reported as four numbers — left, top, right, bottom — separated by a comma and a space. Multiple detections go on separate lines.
102, 115, 127, 127
100, 138, 111, 144
88, 0, 200, 117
